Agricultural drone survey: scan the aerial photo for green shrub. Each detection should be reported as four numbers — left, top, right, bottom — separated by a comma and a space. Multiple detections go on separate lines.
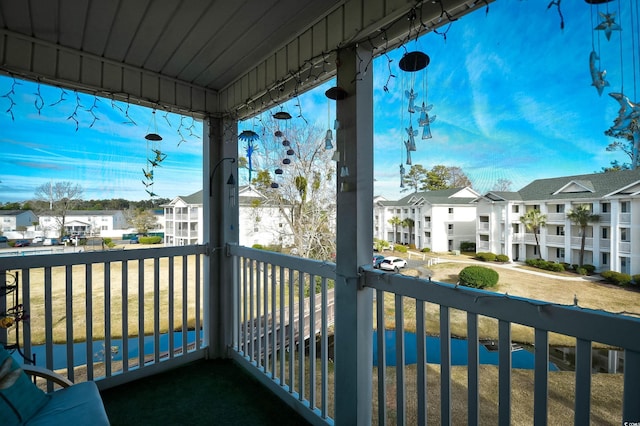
525, 258, 564, 272
102, 238, 116, 249
601, 270, 632, 286
633, 274, 640, 285
582, 264, 596, 274
475, 252, 496, 262
139, 236, 162, 244
576, 267, 587, 276
460, 241, 476, 252
252, 244, 264, 250
395, 245, 408, 253
421, 247, 431, 253
459, 266, 499, 289
571, 264, 579, 271
408, 243, 416, 250
495, 254, 509, 263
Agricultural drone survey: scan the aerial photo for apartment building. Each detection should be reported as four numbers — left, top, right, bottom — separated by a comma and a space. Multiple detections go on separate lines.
475, 170, 640, 274
37, 210, 128, 236
373, 187, 480, 252
0, 210, 38, 233
163, 186, 293, 247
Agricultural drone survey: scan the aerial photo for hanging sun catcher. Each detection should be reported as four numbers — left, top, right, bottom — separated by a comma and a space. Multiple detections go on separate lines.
142, 110, 165, 197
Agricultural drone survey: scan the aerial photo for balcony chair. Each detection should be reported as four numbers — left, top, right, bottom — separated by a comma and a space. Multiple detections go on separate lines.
0, 345, 109, 426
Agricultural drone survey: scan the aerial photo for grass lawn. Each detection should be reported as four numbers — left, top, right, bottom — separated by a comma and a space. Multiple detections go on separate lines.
385, 252, 640, 346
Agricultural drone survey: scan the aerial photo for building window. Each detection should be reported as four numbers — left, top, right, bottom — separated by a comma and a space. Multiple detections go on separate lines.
621, 257, 630, 274
555, 204, 565, 213
621, 201, 630, 213
601, 202, 609, 213
411, 209, 415, 214
602, 227, 609, 239
396, 209, 401, 214
533, 246, 538, 256
602, 252, 609, 266
512, 205, 519, 213
448, 224, 454, 230
425, 232, 431, 238
556, 248, 565, 258
448, 208, 454, 214
620, 228, 629, 241
425, 216, 431, 222
556, 226, 564, 236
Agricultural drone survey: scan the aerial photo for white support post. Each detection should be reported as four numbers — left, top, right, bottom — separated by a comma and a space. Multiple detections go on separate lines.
334, 44, 374, 425
204, 116, 239, 358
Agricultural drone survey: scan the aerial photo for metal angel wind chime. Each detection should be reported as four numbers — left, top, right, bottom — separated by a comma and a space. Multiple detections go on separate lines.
398, 48, 435, 188
142, 110, 166, 197
587, 0, 640, 169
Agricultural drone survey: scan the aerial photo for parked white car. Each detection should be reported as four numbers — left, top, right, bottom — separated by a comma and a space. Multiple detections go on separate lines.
32, 236, 45, 243
379, 256, 407, 272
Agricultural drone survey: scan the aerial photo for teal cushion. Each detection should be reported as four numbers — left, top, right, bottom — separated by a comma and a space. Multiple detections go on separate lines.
0, 345, 49, 425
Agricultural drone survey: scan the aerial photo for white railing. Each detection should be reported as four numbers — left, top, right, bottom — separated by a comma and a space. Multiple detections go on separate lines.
571, 237, 593, 248
227, 245, 336, 425
224, 247, 640, 425
599, 213, 611, 223
545, 235, 565, 245
0, 245, 206, 391
360, 267, 640, 425
619, 242, 631, 253
545, 213, 564, 222
620, 213, 631, 224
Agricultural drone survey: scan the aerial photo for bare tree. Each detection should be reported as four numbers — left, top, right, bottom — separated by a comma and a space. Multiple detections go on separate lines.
34, 181, 84, 237
125, 207, 158, 235
492, 178, 513, 191
251, 119, 336, 261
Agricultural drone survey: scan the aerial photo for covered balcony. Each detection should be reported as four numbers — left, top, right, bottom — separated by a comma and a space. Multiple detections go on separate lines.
2, 1, 640, 425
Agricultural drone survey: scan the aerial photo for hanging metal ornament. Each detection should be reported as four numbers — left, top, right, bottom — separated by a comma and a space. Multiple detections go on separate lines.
325, 86, 348, 100
282, 139, 291, 146
275, 168, 284, 175
239, 130, 259, 142
271, 182, 279, 188
286, 149, 295, 156
273, 111, 292, 120
398, 51, 430, 72
143, 110, 163, 197
282, 158, 291, 165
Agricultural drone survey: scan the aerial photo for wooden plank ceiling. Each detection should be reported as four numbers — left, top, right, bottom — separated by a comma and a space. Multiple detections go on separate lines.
0, 0, 487, 118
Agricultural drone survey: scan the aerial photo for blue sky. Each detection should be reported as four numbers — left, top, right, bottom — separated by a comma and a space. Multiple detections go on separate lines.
1, 1, 637, 203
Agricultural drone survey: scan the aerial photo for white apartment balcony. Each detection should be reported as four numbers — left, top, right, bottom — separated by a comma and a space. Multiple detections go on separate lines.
620, 213, 631, 224
619, 242, 631, 253
545, 213, 565, 223
477, 241, 490, 251
478, 222, 490, 232
571, 237, 593, 249
599, 213, 611, 223
3, 245, 640, 424
545, 235, 565, 245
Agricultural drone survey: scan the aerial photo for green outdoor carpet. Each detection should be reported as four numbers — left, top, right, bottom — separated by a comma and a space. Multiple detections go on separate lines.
100, 359, 311, 426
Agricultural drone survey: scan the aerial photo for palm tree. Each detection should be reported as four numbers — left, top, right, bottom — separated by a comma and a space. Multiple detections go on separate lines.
567, 205, 600, 266
401, 218, 415, 245
519, 209, 547, 259
388, 216, 402, 243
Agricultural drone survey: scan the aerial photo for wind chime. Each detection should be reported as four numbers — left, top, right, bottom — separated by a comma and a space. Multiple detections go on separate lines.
271, 108, 294, 188
142, 110, 165, 197
398, 47, 434, 188
586, 0, 640, 169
